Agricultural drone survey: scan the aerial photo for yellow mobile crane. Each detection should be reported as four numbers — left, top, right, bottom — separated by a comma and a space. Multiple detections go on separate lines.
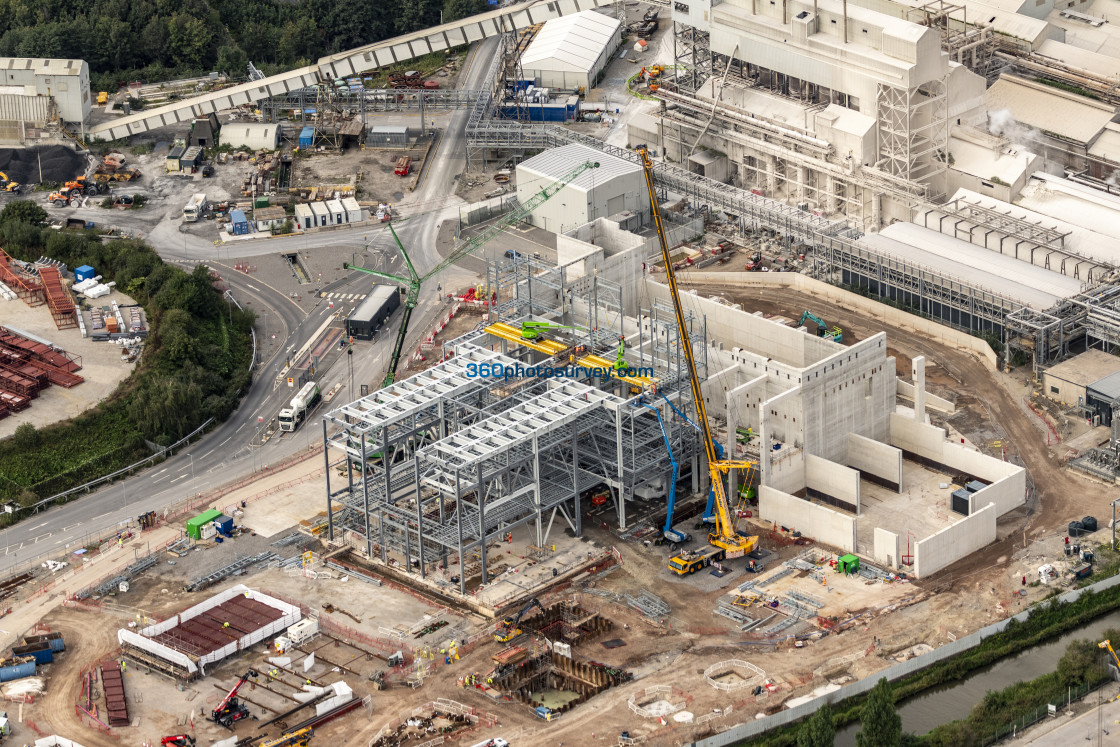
1100, 640, 1120, 672
635, 145, 760, 572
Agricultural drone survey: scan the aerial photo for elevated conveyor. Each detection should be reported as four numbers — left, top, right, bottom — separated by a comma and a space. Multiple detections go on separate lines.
88, 0, 608, 140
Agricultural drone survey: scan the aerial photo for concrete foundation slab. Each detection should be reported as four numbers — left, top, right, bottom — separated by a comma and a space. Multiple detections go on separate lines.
854, 463, 960, 560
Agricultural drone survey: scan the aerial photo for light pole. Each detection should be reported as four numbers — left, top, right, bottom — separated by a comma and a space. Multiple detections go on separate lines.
1112, 498, 1119, 552
185, 452, 194, 478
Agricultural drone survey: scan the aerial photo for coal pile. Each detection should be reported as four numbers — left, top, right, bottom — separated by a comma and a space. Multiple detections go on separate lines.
0, 145, 86, 183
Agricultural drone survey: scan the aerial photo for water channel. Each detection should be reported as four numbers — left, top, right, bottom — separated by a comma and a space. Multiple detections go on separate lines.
830, 610, 1120, 745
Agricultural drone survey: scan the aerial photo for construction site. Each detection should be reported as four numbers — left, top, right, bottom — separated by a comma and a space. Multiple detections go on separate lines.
7, 0, 1120, 743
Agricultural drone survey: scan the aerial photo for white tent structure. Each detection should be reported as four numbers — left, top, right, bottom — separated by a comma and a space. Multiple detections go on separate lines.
520, 10, 622, 92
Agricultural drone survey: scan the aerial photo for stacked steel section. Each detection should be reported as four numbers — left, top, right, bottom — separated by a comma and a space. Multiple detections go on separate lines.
100, 661, 129, 726
150, 594, 284, 655
0, 248, 43, 306
37, 265, 77, 329
0, 327, 83, 387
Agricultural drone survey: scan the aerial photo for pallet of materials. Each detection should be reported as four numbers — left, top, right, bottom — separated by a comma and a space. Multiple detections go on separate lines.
100, 661, 129, 726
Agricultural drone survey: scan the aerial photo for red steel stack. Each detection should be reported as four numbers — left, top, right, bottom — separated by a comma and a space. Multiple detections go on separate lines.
100, 661, 130, 726
0, 327, 83, 387
150, 595, 284, 657
37, 266, 77, 330
0, 248, 44, 306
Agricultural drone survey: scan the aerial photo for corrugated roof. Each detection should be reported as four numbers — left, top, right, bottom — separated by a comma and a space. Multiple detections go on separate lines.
520, 10, 621, 74
1088, 369, 1120, 401
1089, 122, 1120, 161
1037, 40, 1120, 80
985, 75, 1115, 144
862, 222, 1083, 309
0, 57, 85, 76
517, 143, 638, 193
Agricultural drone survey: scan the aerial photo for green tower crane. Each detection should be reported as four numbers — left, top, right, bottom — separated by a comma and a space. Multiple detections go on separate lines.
344, 159, 600, 388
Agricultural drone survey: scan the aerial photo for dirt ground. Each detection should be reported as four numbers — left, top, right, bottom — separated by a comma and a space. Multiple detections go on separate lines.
0, 288, 138, 439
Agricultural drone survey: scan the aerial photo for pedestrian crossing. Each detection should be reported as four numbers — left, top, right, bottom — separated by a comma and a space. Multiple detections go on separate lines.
323, 292, 367, 301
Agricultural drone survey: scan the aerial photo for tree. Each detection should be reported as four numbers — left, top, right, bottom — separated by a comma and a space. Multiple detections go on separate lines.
12, 423, 39, 449
856, 678, 901, 747
168, 13, 212, 68
797, 703, 836, 747
0, 199, 46, 226
443, 0, 486, 23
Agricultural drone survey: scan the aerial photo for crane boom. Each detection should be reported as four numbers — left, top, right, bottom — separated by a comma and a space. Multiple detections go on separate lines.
636, 145, 758, 558
344, 160, 600, 388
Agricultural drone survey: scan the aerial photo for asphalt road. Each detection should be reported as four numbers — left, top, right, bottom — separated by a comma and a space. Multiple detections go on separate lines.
0, 37, 499, 574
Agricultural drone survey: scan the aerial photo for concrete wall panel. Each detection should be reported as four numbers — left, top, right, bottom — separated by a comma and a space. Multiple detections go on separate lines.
914, 502, 997, 578
969, 474, 1025, 516
874, 527, 900, 568
846, 433, 902, 491
896, 378, 955, 413
760, 486, 856, 552
806, 454, 860, 512
888, 413, 946, 460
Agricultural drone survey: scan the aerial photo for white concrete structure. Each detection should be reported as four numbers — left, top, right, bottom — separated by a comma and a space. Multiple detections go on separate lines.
520, 10, 621, 91
220, 123, 282, 150
0, 57, 90, 125
516, 143, 649, 234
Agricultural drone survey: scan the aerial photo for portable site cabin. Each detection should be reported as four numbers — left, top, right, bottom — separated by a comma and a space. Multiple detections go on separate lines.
341, 196, 363, 223
836, 554, 859, 575
255, 206, 288, 231
309, 201, 329, 227
186, 509, 222, 540
74, 265, 94, 283
326, 199, 346, 225
166, 146, 185, 172
294, 202, 314, 229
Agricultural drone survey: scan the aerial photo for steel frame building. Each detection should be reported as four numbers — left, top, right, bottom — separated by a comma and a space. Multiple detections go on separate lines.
322, 260, 702, 595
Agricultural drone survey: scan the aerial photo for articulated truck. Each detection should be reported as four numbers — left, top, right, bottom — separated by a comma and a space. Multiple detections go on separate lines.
278, 381, 321, 431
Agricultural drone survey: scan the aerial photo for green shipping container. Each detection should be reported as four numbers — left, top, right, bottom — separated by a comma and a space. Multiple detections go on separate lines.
186, 508, 223, 539
254, 196, 270, 209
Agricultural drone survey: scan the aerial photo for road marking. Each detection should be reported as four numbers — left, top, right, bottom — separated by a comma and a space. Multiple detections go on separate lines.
201, 449, 215, 459
220, 436, 232, 446
93, 512, 111, 520
153, 475, 168, 483
247, 284, 261, 291
31, 522, 47, 529
63, 524, 80, 531
170, 475, 188, 483
236, 423, 246, 432
53, 538, 65, 544
154, 468, 168, 476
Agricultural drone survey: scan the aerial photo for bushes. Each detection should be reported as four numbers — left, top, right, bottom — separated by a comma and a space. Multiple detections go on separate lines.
0, 201, 253, 507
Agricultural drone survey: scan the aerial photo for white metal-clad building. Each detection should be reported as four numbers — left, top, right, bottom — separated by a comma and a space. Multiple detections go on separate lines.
862, 223, 1084, 310
0, 57, 90, 124
520, 10, 621, 91
516, 143, 649, 235
221, 123, 282, 150
309, 201, 330, 227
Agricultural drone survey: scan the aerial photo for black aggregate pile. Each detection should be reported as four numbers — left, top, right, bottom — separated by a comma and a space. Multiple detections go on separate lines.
0, 145, 86, 183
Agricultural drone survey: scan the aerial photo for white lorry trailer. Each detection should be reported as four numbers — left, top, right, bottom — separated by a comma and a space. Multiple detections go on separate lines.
279, 381, 321, 431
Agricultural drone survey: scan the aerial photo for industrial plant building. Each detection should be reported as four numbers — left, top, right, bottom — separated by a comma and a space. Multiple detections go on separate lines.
519, 10, 622, 92
346, 285, 401, 341
0, 57, 90, 139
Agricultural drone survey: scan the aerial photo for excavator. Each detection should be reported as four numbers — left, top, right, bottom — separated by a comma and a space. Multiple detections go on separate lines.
1100, 640, 1120, 673
493, 598, 545, 642
639, 65, 664, 92
210, 670, 257, 729
797, 311, 842, 343
344, 160, 599, 388
635, 144, 760, 573
0, 171, 21, 194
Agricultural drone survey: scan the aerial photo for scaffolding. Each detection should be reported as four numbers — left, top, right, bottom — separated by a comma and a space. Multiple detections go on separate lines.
323, 257, 706, 598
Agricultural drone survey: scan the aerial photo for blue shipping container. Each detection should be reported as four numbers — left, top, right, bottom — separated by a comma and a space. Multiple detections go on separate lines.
23, 633, 65, 653
74, 265, 95, 283
0, 659, 34, 682
214, 514, 233, 534
299, 126, 315, 148
11, 645, 51, 665
229, 210, 250, 236
499, 104, 568, 122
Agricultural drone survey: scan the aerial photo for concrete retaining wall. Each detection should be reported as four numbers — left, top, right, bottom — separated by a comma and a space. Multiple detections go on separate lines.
897, 378, 955, 413
873, 528, 900, 568
759, 486, 856, 552
846, 433, 902, 492
914, 502, 997, 578
806, 455, 860, 513
669, 272, 998, 370
890, 414, 1025, 516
